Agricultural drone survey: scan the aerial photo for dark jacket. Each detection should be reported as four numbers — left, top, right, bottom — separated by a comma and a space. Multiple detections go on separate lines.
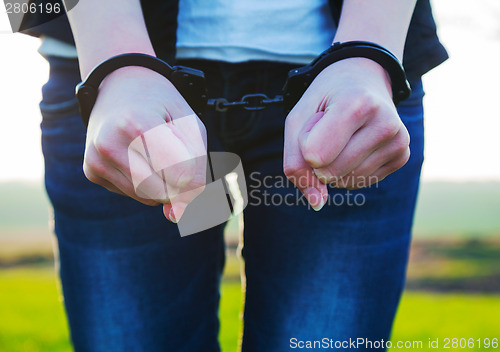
21, 0, 447, 80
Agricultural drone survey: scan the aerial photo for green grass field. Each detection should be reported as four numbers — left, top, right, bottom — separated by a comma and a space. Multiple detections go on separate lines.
392, 293, 500, 350
0, 267, 499, 352
1, 181, 499, 351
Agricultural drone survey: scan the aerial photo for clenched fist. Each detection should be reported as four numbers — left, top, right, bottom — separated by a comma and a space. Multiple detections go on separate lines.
284, 58, 410, 210
83, 66, 207, 222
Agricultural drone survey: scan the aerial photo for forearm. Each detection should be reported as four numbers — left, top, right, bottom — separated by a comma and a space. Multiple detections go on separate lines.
64, 0, 155, 78
333, 0, 417, 61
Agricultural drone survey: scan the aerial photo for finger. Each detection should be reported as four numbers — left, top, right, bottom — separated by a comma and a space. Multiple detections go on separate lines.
93, 119, 206, 204
335, 144, 410, 189
314, 121, 406, 183
130, 123, 199, 188
364, 150, 411, 186
87, 175, 126, 196
164, 183, 205, 223
128, 147, 180, 201
170, 113, 208, 155
162, 116, 207, 215
351, 127, 410, 178
284, 109, 323, 175
163, 166, 206, 222
90, 124, 170, 197
163, 204, 174, 222
83, 161, 161, 206
299, 97, 376, 169
162, 153, 206, 222
284, 110, 328, 210
89, 138, 170, 202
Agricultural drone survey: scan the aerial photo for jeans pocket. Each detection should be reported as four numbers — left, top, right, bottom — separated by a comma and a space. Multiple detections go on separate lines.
40, 97, 80, 121
39, 95, 87, 173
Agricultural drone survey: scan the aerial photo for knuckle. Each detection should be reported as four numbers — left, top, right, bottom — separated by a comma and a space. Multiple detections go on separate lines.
117, 114, 151, 139
348, 91, 381, 122
83, 163, 101, 184
394, 135, 410, 154
359, 92, 380, 113
123, 121, 146, 140
392, 128, 411, 155
283, 164, 301, 181
115, 117, 134, 135
376, 121, 401, 143
283, 165, 297, 179
388, 149, 410, 173
94, 138, 116, 160
401, 126, 411, 146
84, 157, 107, 179
401, 147, 411, 165
82, 163, 92, 180
302, 148, 328, 168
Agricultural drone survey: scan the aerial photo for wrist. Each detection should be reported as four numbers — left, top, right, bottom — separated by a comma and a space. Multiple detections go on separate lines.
328, 57, 393, 99
98, 66, 173, 96
79, 44, 156, 80
283, 41, 410, 114
76, 53, 208, 127
332, 0, 417, 62
332, 34, 403, 63
67, 0, 156, 78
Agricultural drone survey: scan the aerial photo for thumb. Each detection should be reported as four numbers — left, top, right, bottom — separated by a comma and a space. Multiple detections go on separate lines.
299, 102, 361, 170
284, 111, 328, 210
298, 111, 329, 210
302, 175, 328, 211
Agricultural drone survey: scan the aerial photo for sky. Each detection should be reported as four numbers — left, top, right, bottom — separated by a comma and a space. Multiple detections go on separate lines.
0, 0, 499, 182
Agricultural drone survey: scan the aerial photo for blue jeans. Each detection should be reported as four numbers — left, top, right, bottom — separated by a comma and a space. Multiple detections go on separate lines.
40, 56, 425, 352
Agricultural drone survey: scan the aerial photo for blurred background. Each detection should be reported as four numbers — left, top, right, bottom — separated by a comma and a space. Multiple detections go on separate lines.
1, 0, 499, 351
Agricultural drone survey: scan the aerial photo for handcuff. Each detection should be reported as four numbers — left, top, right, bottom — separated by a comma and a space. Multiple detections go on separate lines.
76, 41, 411, 127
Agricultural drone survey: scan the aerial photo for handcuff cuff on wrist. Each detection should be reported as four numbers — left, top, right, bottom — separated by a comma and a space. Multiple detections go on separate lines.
76, 41, 411, 128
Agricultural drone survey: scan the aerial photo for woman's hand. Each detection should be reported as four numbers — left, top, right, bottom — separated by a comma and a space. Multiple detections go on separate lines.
83, 66, 207, 222
283, 58, 410, 210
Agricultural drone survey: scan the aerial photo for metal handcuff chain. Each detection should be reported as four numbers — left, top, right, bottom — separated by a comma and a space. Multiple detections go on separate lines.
76, 41, 411, 127
207, 94, 284, 113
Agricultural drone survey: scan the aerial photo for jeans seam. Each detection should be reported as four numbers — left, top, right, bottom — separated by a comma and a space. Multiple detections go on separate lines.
40, 98, 80, 120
